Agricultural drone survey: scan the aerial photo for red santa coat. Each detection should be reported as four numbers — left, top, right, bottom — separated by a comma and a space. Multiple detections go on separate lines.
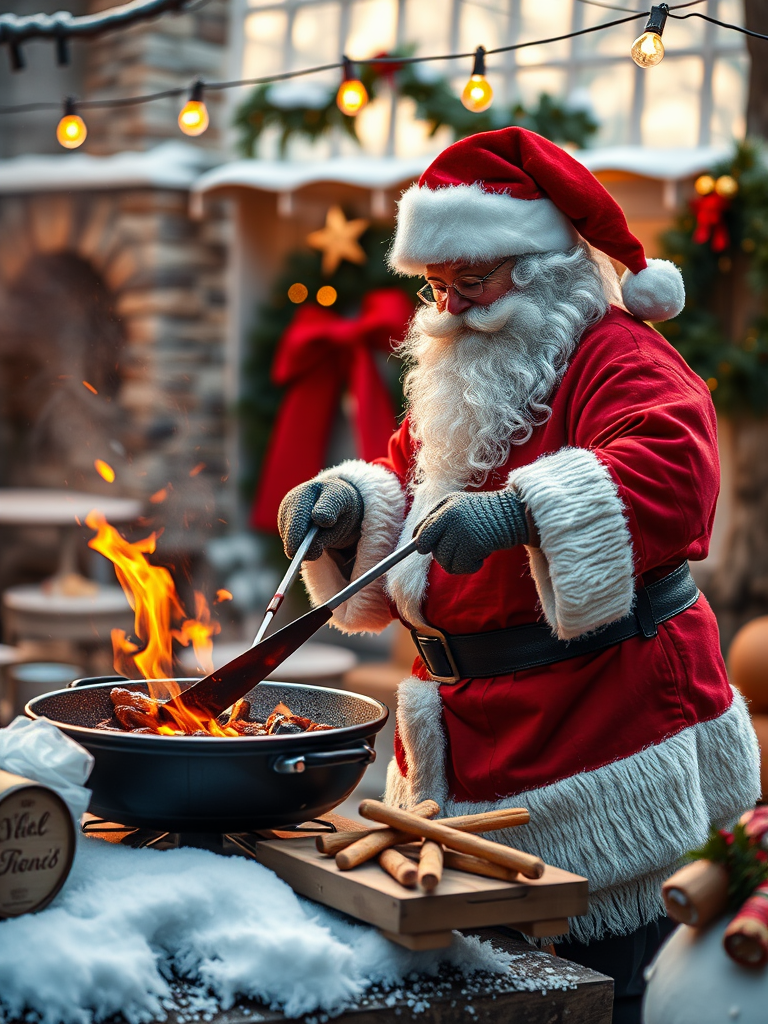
301, 307, 760, 942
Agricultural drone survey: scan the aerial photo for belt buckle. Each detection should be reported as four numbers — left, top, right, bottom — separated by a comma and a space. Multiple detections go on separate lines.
412, 624, 462, 685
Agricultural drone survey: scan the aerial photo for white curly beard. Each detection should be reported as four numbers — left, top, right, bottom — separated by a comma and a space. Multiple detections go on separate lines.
395, 245, 615, 491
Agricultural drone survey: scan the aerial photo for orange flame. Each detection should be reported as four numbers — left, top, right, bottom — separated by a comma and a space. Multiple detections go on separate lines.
95, 459, 115, 483
215, 589, 233, 603
85, 512, 224, 734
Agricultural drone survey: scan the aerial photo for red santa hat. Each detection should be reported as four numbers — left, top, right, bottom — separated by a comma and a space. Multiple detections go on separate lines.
389, 127, 684, 322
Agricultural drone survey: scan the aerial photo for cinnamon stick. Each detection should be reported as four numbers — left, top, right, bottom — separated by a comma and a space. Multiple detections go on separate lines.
442, 850, 519, 882
358, 800, 545, 879
379, 848, 418, 889
316, 799, 440, 856
418, 841, 444, 892
335, 805, 529, 870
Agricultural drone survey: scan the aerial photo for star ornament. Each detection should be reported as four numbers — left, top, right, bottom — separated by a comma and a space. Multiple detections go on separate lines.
307, 205, 370, 276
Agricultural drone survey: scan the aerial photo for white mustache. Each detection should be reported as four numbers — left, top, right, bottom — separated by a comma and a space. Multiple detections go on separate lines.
414, 288, 547, 341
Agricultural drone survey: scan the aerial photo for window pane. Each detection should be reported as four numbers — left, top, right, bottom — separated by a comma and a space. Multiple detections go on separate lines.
641, 56, 702, 147
711, 54, 748, 146
572, 62, 636, 147
243, 10, 289, 79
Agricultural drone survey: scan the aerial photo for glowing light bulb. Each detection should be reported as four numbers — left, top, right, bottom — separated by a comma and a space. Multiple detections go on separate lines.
461, 47, 493, 113
336, 58, 368, 116
630, 31, 665, 68
630, 5, 668, 69
57, 99, 87, 149
178, 81, 209, 137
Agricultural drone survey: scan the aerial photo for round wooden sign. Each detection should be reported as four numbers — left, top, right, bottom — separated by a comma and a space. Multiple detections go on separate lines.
0, 769, 76, 918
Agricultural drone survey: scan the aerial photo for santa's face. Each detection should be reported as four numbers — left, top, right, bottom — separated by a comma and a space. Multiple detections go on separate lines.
397, 246, 611, 491
423, 257, 515, 315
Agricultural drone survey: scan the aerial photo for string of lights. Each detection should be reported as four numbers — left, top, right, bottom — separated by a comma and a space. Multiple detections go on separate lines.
0, 2, 766, 149
0, 0, 191, 71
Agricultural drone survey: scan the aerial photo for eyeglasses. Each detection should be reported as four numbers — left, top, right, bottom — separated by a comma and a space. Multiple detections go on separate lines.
417, 257, 513, 306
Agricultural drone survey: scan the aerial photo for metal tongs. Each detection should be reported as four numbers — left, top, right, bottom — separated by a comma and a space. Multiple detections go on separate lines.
163, 532, 419, 719
251, 525, 320, 646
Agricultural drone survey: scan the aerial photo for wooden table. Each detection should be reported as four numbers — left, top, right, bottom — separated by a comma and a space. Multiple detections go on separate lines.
137, 929, 613, 1024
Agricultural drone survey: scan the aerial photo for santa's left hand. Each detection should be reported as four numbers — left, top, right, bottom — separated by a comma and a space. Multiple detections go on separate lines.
414, 490, 529, 574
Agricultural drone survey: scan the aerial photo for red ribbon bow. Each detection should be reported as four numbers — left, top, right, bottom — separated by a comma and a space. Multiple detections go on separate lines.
690, 192, 731, 252
251, 288, 414, 532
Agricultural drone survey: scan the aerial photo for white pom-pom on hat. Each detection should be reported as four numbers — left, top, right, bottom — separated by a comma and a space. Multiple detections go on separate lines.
620, 258, 685, 323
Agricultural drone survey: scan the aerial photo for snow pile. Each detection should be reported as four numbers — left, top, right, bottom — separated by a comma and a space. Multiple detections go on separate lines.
0, 717, 93, 819
0, 837, 518, 1024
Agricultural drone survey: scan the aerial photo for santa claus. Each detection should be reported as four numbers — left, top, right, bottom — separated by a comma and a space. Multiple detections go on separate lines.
277, 128, 760, 1019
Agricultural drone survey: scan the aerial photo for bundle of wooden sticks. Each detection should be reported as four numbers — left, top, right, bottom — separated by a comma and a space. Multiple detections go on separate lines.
316, 799, 543, 893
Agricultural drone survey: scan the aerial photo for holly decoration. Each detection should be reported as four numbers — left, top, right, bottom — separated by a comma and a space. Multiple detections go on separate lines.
239, 223, 415, 519
659, 141, 768, 415
234, 48, 598, 157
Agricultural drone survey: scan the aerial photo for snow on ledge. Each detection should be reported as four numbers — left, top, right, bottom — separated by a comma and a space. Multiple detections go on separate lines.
0, 142, 215, 194
191, 146, 731, 208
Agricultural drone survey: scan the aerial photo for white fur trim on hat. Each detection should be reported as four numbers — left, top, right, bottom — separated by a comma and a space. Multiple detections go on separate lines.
621, 258, 685, 322
388, 182, 580, 275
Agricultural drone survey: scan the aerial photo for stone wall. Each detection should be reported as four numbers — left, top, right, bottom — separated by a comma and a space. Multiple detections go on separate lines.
0, 184, 232, 555
84, 0, 230, 155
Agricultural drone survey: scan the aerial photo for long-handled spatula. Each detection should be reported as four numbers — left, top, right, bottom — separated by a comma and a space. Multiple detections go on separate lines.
163, 536, 419, 719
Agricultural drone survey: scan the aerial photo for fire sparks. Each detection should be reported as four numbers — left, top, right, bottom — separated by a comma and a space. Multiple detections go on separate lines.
83, 381, 98, 395
149, 488, 168, 504
215, 589, 233, 603
86, 511, 222, 733
189, 462, 206, 477
94, 459, 116, 483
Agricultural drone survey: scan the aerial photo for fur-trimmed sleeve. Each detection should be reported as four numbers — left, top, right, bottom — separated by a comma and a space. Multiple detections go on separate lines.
508, 447, 635, 640
300, 459, 406, 633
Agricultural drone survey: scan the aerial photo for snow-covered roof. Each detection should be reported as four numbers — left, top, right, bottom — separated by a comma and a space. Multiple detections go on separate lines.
191, 156, 429, 199
191, 146, 730, 206
577, 146, 729, 180
0, 141, 215, 194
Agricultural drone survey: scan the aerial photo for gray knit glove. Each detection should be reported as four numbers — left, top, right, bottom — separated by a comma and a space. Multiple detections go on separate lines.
278, 477, 364, 561
414, 490, 529, 574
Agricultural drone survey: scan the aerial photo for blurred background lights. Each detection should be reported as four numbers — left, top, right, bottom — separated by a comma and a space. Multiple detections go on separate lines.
316, 286, 338, 306
287, 283, 309, 303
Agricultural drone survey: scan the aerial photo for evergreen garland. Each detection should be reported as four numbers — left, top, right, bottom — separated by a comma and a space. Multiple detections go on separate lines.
659, 141, 768, 415
239, 225, 414, 508
234, 49, 598, 157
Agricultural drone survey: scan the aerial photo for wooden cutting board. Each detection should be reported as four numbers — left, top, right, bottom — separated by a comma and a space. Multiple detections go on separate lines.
253, 837, 588, 950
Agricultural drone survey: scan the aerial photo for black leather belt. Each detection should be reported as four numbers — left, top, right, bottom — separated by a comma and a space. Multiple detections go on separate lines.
410, 562, 699, 684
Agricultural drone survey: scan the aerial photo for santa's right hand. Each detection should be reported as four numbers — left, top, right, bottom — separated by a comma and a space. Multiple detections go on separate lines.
277, 477, 364, 561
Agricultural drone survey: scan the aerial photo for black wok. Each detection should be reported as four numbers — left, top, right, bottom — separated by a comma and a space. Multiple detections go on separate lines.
26, 676, 388, 833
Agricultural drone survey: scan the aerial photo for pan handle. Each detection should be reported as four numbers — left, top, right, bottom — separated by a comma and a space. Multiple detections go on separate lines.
69, 675, 130, 688
272, 742, 376, 775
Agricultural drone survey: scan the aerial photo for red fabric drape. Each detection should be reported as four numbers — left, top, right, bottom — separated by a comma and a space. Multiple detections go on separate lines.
250, 288, 413, 532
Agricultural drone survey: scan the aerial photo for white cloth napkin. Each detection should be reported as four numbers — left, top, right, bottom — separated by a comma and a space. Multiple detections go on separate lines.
0, 716, 94, 820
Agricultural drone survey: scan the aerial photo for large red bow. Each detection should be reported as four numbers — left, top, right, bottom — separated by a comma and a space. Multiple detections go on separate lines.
250, 288, 414, 532
691, 192, 731, 252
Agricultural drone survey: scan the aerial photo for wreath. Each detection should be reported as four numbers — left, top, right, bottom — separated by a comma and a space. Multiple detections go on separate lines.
659, 141, 768, 415
234, 48, 598, 157
240, 223, 416, 533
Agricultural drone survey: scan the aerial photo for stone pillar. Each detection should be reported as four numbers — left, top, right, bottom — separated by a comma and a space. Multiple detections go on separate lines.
84, 0, 230, 155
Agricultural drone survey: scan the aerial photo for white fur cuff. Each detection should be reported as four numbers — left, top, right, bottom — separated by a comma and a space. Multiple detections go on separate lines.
300, 460, 405, 634
508, 447, 635, 639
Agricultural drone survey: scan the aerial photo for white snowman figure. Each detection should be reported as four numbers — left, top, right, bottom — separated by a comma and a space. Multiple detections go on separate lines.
643, 918, 768, 1024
